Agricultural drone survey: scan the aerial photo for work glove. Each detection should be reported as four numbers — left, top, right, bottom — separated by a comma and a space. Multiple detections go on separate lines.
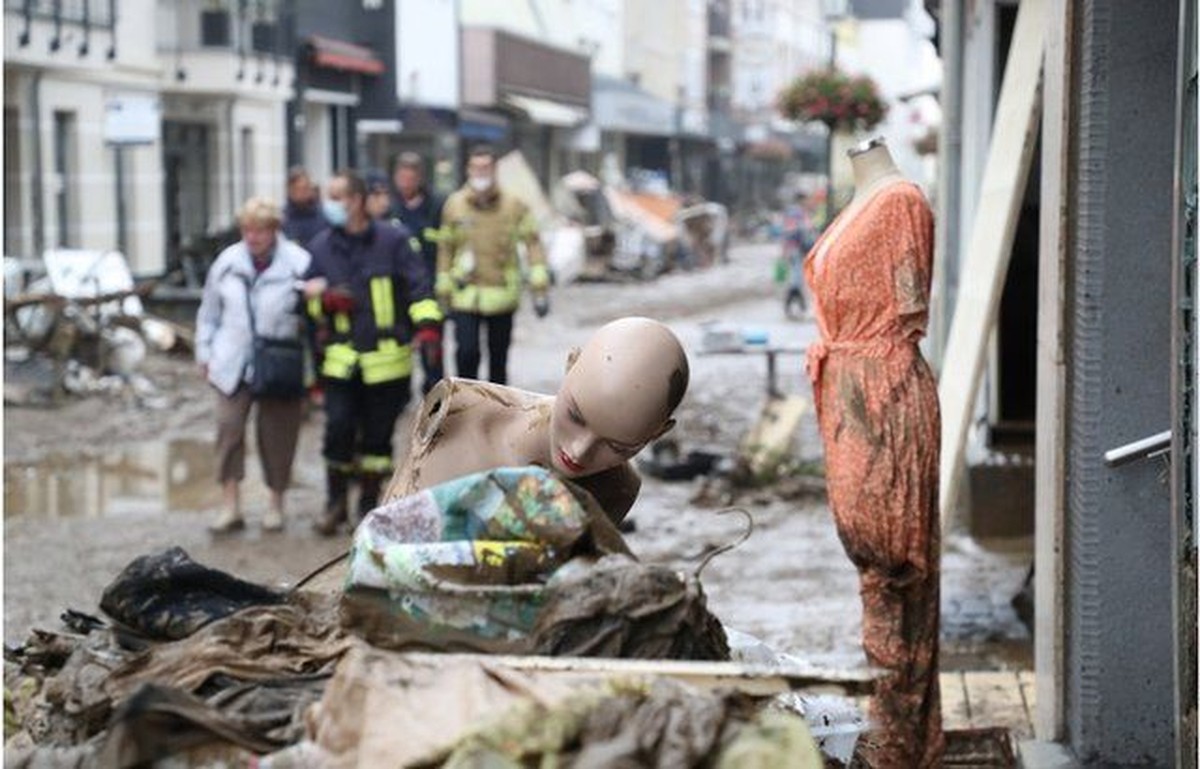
414, 323, 443, 370
321, 286, 356, 315
533, 293, 550, 319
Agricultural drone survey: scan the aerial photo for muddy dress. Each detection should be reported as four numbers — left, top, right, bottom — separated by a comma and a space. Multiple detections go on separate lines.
804, 181, 943, 768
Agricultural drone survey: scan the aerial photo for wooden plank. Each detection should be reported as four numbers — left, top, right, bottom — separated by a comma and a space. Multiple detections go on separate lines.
737, 395, 810, 482
940, 670, 972, 729
963, 671, 1033, 739
938, 0, 1049, 530
1034, 0, 1073, 743
1018, 670, 1037, 720
402, 652, 877, 698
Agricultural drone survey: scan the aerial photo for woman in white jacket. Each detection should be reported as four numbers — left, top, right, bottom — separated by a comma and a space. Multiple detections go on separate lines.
196, 197, 313, 533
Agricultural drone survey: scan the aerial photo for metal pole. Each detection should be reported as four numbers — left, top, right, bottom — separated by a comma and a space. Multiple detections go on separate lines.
114, 144, 128, 255
824, 25, 838, 225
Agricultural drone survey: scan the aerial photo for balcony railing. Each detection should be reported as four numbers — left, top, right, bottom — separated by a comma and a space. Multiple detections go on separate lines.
5, 0, 115, 27
157, 0, 284, 55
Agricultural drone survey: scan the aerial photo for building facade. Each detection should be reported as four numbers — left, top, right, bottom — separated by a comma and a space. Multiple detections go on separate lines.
4, 0, 294, 277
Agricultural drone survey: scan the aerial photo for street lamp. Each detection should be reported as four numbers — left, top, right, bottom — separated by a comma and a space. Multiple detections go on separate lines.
822, 0, 849, 224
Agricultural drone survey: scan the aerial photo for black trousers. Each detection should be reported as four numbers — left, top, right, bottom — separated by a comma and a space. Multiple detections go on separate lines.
321, 375, 411, 472
453, 311, 514, 384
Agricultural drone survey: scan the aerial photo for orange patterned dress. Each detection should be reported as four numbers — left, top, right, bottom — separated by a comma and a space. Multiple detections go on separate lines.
804, 181, 943, 768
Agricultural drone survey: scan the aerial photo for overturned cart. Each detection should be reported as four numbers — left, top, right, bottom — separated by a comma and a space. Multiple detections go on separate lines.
4, 468, 872, 767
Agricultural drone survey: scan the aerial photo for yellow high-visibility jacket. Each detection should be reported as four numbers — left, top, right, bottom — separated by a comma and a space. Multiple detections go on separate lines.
436, 184, 549, 316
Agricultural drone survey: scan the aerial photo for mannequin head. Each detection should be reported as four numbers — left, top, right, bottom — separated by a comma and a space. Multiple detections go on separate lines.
548, 317, 688, 478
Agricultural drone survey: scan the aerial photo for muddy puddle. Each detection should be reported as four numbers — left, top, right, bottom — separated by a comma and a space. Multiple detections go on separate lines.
4, 439, 220, 518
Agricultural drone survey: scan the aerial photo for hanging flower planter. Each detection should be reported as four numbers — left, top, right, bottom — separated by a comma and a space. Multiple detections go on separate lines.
777, 69, 888, 133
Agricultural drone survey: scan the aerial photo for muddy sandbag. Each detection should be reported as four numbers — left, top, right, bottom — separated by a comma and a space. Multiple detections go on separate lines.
530, 554, 730, 661
99, 547, 284, 641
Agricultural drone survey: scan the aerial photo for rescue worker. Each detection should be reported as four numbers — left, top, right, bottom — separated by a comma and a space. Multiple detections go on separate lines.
388, 152, 446, 394
437, 144, 549, 385
302, 169, 443, 536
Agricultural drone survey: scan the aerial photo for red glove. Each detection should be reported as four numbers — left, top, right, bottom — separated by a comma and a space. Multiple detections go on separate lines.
414, 323, 443, 369
321, 287, 356, 315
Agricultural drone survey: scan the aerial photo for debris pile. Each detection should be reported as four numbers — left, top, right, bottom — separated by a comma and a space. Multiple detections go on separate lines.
4, 251, 192, 408
3, 468, 875, 767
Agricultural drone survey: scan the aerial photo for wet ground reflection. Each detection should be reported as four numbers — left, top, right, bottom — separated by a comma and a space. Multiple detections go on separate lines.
4, 439, 219, 518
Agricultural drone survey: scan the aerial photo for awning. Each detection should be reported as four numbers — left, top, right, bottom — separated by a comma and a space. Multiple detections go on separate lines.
503, 93, 589, 128
591, 74, 677, 137
307, 36, 384, 75
458, 108, 509, 142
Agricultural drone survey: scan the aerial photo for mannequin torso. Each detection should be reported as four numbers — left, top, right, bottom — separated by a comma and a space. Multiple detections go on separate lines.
383, 378, 643, 524
813, 140, 908, 273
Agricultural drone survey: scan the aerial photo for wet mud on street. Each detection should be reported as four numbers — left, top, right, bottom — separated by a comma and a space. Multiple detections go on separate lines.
4, 243, 1032, 677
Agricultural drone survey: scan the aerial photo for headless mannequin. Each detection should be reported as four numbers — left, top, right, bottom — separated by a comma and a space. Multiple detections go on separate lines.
383, 317, 689, 524
805, 136, 944, 767
813, 137, 907, 273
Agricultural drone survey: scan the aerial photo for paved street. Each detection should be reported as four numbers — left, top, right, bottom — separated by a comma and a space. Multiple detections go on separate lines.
4, 242, 1032, 684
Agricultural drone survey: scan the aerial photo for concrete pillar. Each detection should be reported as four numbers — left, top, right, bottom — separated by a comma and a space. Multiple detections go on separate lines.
1062, 0, 1178, 763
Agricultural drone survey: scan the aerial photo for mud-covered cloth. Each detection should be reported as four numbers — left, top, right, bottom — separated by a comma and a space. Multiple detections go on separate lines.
343, 467, 630, 645
530, 554, 730, 661
439, 679, 823, 768
104, 591, 349, 701
5, 629, 131, 749
99, 546, 284, 641
303, 648, 822, 769
804, 181, 943, 768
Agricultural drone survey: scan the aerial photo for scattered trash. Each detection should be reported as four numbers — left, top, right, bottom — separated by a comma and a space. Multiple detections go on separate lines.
4, 251, 188, 407
639, 438, 729, 482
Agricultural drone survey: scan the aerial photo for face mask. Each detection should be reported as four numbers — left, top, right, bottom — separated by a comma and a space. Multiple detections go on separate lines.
469, 176, 494, 193
322, 199, 348, 227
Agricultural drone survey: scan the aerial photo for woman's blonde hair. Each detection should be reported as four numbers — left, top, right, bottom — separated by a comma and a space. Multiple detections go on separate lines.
236, 196, 282, 229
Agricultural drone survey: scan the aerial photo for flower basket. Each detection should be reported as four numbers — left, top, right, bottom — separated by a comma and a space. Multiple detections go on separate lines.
777, 69, 888, 133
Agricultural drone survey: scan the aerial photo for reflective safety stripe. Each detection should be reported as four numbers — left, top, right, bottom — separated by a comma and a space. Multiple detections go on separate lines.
326, 459, 358, 473
528, 263, 550, 290
307, 297, 324, 320
358, 339, 412, 384
408, 236, 423, 254
322, 340, 413, 383
322, 343, 359, 379
409, 298, 442, 325
449, 283, 521, 316
422, 227, 442, 242
369, 277, 395, 330
359, 454, 393, 474
334, 313, 351, 334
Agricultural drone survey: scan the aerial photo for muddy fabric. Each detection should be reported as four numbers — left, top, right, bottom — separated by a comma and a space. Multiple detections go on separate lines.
97, 683, 280, 764
99, 546, 284, 641
437, 679, 822, 768
5, 629, 133, 747
104, 591, 350, 701
344, 467, 631, 645
307, 647, 582, 768
804, 181, 943, 768
530, 555, 730, 661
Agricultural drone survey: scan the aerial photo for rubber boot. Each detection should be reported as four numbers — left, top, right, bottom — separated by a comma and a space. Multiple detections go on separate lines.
357, 472, 387, 520
313, 467, 350, 536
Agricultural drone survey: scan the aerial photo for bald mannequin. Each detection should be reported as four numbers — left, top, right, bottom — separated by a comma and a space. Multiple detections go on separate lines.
383, 317, 689, 523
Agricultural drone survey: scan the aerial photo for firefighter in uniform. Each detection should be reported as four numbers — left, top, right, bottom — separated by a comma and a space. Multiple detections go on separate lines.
437, 144, 549, 384
387, 153, 446, 395
303, 170, 443, 536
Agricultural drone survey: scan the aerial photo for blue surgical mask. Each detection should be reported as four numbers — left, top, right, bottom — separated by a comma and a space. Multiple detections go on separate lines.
322, 199, 348, 227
